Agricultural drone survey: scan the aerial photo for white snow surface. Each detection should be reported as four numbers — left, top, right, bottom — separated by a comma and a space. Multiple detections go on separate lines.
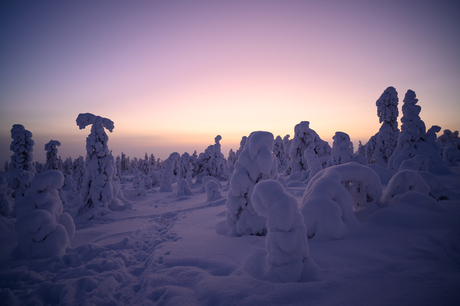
1, 166, 460, 305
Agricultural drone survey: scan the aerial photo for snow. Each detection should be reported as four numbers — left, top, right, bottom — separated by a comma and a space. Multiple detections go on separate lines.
0, 163, 460, 304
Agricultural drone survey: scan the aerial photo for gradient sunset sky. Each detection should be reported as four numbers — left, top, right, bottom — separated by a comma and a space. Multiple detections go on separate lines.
1, 0, 459, 165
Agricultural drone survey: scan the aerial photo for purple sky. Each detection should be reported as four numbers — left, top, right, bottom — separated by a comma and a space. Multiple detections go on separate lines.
1, 0, 459, 165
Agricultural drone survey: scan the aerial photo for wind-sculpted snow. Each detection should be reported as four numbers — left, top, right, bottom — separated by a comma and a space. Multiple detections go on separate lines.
13, 171, 74, 259
226, 131, 278, 236
300, 162, 383, 240
252, 180, 320, 282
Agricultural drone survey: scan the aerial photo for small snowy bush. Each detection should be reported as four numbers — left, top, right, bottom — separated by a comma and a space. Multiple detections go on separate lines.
252, 180, 318, 282
14, 170, 75, 259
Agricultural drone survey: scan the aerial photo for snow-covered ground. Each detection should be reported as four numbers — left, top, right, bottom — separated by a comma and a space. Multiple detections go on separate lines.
1, 169, 460, 305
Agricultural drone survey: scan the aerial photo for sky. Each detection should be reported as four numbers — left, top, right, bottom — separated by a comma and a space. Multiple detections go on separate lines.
1, 0, 459, 165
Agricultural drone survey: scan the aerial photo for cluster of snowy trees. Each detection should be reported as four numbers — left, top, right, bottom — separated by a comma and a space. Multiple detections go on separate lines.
1, 87, 459, 275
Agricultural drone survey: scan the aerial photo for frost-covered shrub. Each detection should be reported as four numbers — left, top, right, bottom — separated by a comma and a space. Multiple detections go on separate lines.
44, 140, 61, 171
252, 180, 317, 282
372, 87, 399, 166
0, 176, 14, 216
300, 162, 382, 240
328, 132, 353, 166
288, 121, 331, 174
388, 90, 448, 173
205, 180, 222, 202
160, 152, 179, 192
76, 113, 132, 215
177, 179, 193, 197
381, 170, 429, 204
226, 131, 278, 236
195, 135, 228, 182
14, 171, 74, 259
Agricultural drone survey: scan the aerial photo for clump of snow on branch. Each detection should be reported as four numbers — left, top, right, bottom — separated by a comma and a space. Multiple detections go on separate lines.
288, 121, 330, 175
14, 170, 74, 259
226, 131, 278, 236
300, 162, 382, 240
252, 180, 319, 282
76, 113, 132, 216
388, 90, 448, 173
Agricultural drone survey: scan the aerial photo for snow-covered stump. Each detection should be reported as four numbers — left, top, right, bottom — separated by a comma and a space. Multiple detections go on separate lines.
226, 131, 278, 236
76, 113, 132, 217
300, 162, 383, 240
13, 170, 75, 259
252, 180, 319, 282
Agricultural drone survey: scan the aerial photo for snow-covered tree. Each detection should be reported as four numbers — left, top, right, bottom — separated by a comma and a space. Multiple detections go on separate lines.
437, 129, 459, 148
76, 113, 132, 215
388, 90, 448, 173
300, 162, 383, 240
0, 176, 14, 216
177, 179, 193, 197
226, 131, 278, 236
273, 136, 289, 172
44, 140, 61, 171
252, 180, 318, 282
205, 180, 222, 202
304, 149, 322, 179
14, 170, 75, 259
195, 135, 228, 182
288, 121, 331, 174
132, 168, 144, 190
72, 156, 85, 191
371, 87, 400, 166
235, 136, 247, 162
160, 152, 180, 192
227, 149, 236, 174
8, 124, 35, 206
328, 132, 353, 166
178, 152, 193, 186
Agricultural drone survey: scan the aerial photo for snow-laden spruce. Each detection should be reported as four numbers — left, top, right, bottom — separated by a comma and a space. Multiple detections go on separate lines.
205, 179, 222, 202
273, 135, 289, 172
388, 90, 448, 173
372, 87, 399, 166
8, 124, 35, 207
0, 176, 14, 216
252, 180, 319, 282
226, 131, 278, 236
160, 152, 180, 192
300, 162, 383, 240
76, 113, 132, 216
328, 132, 353, 166
177, 179, 193, 197
304, 149, 322, 179
288, 121, 330, 175
195, 135, 228, 182
13, 170, 75, 259
44, 140, 61, 171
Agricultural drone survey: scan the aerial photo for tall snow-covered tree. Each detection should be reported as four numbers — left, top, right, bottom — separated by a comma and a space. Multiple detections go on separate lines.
8, 124, 35, 206
195, 135, 228, 182
226, 131, 278, 236
288, 121, 331, 174
372, 87, 399, 166
388, 90, 448, 173
273, 135, 289, 172
76, 113, 132, 216
44, 140, 61, 171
